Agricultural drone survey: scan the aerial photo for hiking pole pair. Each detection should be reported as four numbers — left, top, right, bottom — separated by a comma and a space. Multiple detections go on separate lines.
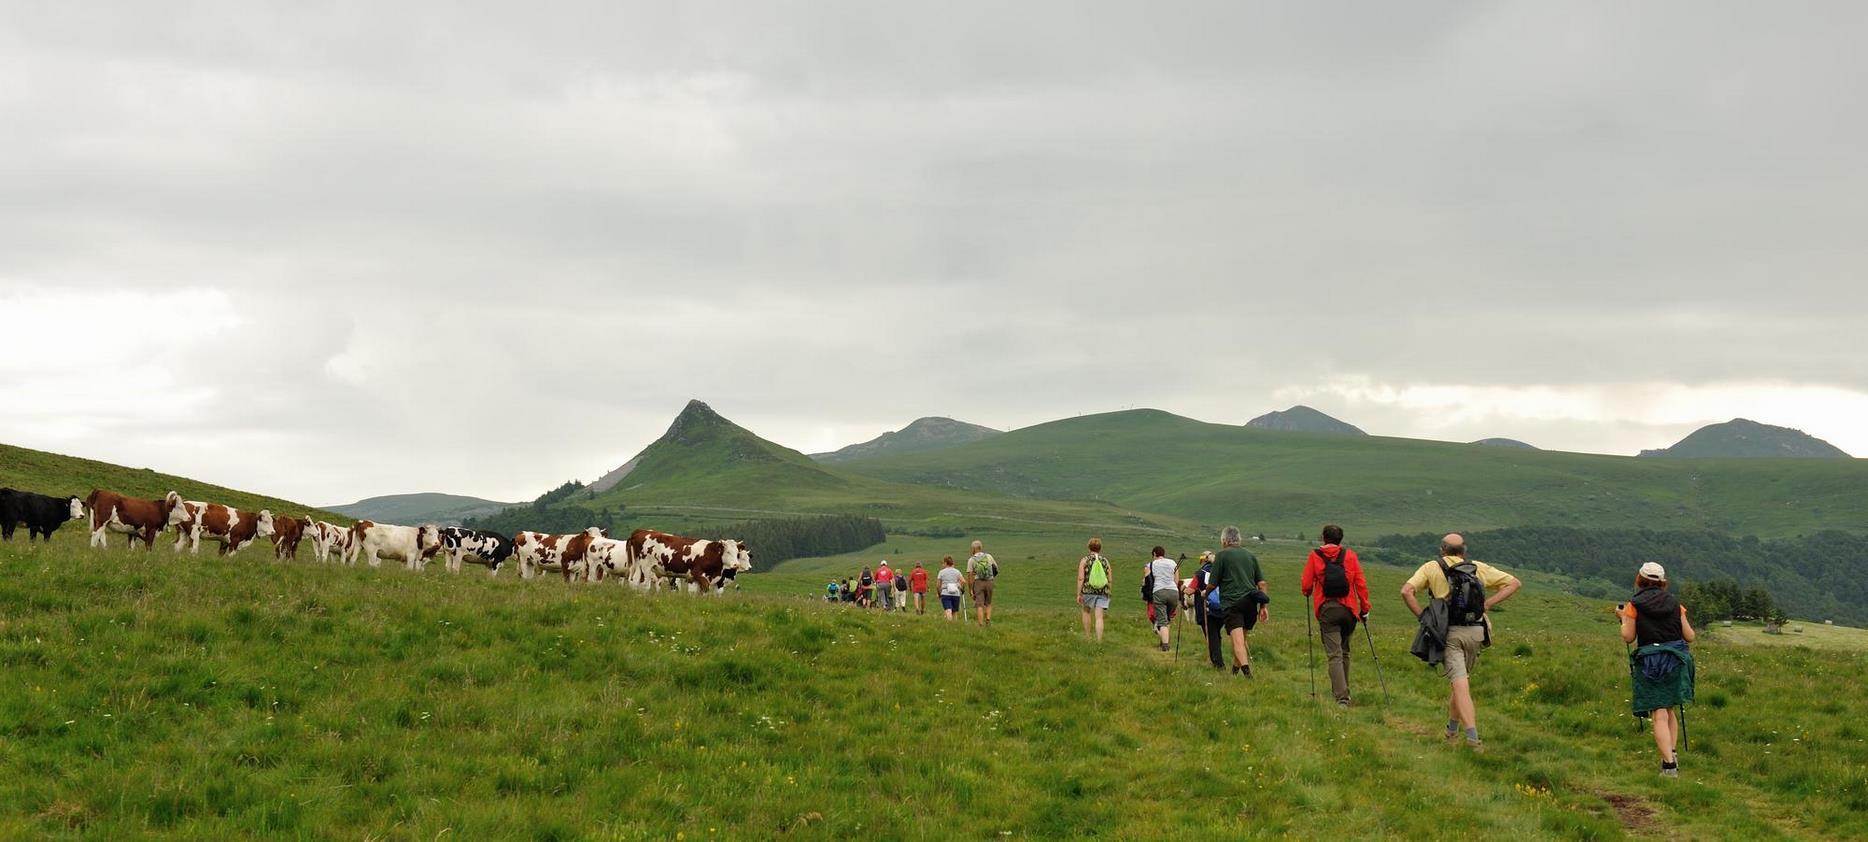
1364, 614, 1390, 714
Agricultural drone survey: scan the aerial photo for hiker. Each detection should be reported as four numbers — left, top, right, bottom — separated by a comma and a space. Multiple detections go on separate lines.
937, 556, 964, 620
876, 561, 896, 611
858, 567, 875, 608
1620, 562, 1697, 778
841, 578, 856, 604
1401, 533, 1520, 750
826, 579, 840, 603
910, 562, 929, 615
894, 570, 910, 612
1210, 526, 1271, 677
965, 540, 998, 625
1300, 525, 1372, 706
1077, 538, 1113, 641
1193, 551, 1225, 669
1147, 546, 1179, 652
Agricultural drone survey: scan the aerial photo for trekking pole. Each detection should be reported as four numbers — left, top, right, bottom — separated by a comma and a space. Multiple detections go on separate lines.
1305, 602, 1317, 700
1678, 705, 1688, 753
1174, 602, 1182, 664
1364, 615, 1390, 714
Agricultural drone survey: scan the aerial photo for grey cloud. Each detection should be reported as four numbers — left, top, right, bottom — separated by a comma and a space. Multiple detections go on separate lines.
2, 1, 1864, 502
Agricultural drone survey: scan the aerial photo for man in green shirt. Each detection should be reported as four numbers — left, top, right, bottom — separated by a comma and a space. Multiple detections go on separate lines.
1210, 525, 1270, 677
964, 540, 999, 626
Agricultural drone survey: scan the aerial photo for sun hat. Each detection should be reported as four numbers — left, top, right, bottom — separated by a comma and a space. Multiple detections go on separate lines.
1639, 562, 1666, 581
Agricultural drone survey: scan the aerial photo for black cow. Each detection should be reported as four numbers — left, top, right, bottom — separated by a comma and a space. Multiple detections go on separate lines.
437, 527, 515, 575
0, 487, 86, 542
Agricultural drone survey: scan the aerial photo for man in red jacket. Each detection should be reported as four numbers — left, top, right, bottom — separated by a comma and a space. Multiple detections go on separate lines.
910, 562, 930, 615
1300, 524, 1372, 706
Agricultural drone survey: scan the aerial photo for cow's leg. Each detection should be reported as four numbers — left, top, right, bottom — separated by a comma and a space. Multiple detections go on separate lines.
90, 526, 106, 548
141, 526, 158, 550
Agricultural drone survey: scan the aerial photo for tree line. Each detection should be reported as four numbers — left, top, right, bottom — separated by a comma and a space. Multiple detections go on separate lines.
1367, 526, 1858, 626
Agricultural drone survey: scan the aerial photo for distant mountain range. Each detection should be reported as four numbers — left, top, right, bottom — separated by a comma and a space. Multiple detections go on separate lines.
1244, 405, 1367, 435
812, 417, 1002, 463
1472, 438, 1539, 450
326, 492, 516, 525
1639, 418, 1851, 459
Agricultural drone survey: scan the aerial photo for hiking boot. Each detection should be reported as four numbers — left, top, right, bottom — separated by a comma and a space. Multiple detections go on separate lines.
1465, 738, 1484, 752
1661, 762, 1679, 779
1337, 699, 1350, 709
1160, 643, 1170, 652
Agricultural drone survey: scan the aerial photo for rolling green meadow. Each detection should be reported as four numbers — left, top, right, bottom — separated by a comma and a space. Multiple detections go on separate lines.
3, 531, 1866, 839
5, 407, 1868, 839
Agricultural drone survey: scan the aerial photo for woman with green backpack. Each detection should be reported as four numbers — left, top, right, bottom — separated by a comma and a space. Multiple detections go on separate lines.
1077, 537, 1113, 642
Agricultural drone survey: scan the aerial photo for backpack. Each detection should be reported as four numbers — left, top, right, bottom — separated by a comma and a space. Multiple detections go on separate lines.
1084, 554, 1111, 595
1436, 558, 1487, 626
972, 554, 997, 581
895, 576, 908, 592
1320, 548, 1350, 599
1141, 568, 1154, 601
1202, 563, 1221, 612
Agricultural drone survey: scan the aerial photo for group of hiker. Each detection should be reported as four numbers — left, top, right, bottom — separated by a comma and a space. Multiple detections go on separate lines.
1071, 525, 1697, 778
823, 541, 999, 624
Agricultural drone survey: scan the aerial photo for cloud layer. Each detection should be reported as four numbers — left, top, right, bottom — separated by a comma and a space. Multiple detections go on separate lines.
3, 2, 1864, 503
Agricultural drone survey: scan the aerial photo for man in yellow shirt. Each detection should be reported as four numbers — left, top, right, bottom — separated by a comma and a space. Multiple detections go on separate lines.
1400, 533, 1520, 749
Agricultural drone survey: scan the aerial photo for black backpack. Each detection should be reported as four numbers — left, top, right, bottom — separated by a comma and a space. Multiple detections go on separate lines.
1141, 568, 1154, 602
1436, 558, 1487, 626
1320, 548, 1351, 599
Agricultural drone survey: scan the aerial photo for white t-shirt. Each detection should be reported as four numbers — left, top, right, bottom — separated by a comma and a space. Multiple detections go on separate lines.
937, 566, 964, 596
1149, 558, 1179, 595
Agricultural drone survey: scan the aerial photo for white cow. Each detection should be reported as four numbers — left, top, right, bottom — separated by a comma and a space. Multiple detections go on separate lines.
166, 499, 275, 556
585, 535, 639, 588
305, 520, 354, 563
345, 521, 442, 569
511, 528, 606, 581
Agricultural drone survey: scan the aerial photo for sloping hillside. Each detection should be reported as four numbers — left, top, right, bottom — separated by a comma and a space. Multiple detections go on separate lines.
3, 538, 1860, 838
564, 402, 1201, 541
1640, 418, 1852, 458
811, 416, 1001, 463
328, 493, 515, 526
0, 442, 336, 524
836, 409, 1868, 537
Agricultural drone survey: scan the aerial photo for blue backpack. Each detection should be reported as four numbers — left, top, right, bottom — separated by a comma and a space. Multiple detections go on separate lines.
1203, 563, 1221, 612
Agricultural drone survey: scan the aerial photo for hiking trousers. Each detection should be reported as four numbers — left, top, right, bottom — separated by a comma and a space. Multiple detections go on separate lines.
1200, 606, 1225, 667
1318, 602, 1357, 704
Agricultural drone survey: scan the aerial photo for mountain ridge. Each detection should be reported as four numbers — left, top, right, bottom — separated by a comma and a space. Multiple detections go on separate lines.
1639, 418, 1851, 459
812, 416, 1002, 463
1244, 405, 1367, 436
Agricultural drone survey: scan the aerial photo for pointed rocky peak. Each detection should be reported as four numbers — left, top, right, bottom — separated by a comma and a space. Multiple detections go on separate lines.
1639, 418, 1851, 459
590, 399, 827, 493
1244, 405, 1367, 436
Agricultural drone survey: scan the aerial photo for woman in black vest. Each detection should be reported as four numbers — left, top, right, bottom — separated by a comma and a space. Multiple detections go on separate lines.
1619, 562, 1697, 778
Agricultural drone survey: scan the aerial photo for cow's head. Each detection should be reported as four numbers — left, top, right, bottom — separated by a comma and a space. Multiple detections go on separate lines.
722, 539, 753, 572
417, 525, 443, 556
256, 510, 275, 537
66, 496, 85, 521
162, 491, 183, 523
584, 526, 606, 539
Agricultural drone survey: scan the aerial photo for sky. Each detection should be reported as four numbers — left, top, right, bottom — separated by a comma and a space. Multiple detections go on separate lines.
3, 1, 1865, 505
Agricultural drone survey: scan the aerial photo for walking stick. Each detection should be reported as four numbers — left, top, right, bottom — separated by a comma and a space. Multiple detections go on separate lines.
1174, 601, 1182, 664
1305, 600, 1317, 700
1364, 615, 1390, 713
1679, 705, 1688, 753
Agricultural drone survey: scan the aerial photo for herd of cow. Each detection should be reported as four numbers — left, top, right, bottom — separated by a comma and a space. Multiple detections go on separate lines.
0, 486, 754, 594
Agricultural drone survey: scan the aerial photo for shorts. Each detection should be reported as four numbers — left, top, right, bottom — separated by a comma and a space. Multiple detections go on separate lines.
1080, 593, 1111, 610
1223, 604, 1260, 633
1150, 589, 1179, 628
1444, 623, 1486, 681
940, 594, 961, 612
972, 579, 995, 607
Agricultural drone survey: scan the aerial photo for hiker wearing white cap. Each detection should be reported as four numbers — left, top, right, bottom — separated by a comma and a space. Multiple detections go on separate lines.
1620, 562, 1698, 778
1401, 533, 1520, 749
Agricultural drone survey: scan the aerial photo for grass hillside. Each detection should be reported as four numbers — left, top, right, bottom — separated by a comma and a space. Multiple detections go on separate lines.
3, 537, 1863, 838
328, 493, 515, 526
0, 442, 336, 525
566, 403, 1201, 544
1640, 418, 1852, 459
835, 410, 1868, 538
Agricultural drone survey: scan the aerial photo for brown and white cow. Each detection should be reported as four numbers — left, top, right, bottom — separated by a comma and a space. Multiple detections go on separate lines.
625, 529, 753, 594
85, 489, 182, 550
269, 514, 308, 561
305, 520, 354, 563
345, 521, 443, 569
168, 499, 276, 556
512, 527, 607, 581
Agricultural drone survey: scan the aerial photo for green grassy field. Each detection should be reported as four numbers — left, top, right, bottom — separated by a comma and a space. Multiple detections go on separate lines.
4, 533, 1864, 839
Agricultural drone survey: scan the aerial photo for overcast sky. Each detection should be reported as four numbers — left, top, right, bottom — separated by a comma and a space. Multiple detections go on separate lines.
3, 1, 1865, 505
